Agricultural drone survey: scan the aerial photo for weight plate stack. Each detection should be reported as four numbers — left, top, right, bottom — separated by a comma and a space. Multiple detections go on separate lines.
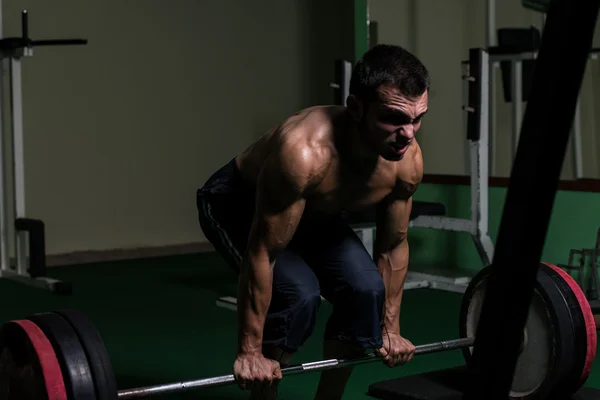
54, 309, 118, 400
539, 263, 597, 397
27, 312, 97, 400
459, 263, 576, 399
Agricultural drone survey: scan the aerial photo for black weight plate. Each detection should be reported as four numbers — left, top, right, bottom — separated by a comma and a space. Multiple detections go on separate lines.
540, 263, 596, 396
27, 312, 97, 400
0, 319, 68, 400
54, 310, 118, 400
459, 263, 573, 399
531, 265, 578, 397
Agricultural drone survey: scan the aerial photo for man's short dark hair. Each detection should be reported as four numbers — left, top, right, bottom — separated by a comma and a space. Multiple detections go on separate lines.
349, 44, 430, 103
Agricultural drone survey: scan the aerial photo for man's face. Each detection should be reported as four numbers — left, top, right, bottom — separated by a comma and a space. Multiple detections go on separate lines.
354, 84, 428, 161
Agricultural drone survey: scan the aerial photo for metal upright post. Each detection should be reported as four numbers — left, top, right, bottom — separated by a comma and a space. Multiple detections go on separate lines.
469, 48, 494, 266
0, 0, 9, 272
486, 0, 497, 176
573, 97, 584, 178
0, 9, 85, 294
331, 60, 352, 106
9, 51, 28, 275
511, 60, 523, 157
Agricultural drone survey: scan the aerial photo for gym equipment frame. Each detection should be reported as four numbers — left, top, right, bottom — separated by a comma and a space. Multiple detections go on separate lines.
0, 8, 87, 294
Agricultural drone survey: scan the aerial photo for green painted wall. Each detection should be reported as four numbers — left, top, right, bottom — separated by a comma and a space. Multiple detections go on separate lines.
353, 0, 369, 61
409, 183, 600, 276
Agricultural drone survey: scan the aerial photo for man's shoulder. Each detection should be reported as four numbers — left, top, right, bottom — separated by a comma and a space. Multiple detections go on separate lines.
278, 105, 340, 138
275, 134, 333, 186
259, 117, 333, 195
275, 107, 337, 170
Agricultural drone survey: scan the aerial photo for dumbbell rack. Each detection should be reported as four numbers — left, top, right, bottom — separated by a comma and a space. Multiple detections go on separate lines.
558, 227, 600, 302
0, 9, 87, 294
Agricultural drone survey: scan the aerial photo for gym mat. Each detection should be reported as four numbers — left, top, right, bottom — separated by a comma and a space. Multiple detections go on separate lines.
366, 366, 600, 400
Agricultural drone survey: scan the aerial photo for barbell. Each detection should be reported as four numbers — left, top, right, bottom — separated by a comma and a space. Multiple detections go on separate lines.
0, 262, 597, 400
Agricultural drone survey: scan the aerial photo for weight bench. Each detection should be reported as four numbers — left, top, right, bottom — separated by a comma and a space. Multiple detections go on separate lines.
347, 200, 446, 260
346, 201, 471, 294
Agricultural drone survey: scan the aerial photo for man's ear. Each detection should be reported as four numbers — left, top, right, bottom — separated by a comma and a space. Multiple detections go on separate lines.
346, 94, 363, 121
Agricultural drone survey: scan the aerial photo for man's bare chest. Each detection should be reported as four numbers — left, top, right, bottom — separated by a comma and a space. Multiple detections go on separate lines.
307, 164, 397, 213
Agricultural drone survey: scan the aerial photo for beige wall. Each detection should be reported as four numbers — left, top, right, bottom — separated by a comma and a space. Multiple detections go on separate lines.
0, 0, 353, 256
369, 0, 600, 179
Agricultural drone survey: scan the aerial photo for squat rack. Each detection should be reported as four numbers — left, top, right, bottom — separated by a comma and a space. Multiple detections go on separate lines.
0, 8, 87, 294
464, 0, 600, 397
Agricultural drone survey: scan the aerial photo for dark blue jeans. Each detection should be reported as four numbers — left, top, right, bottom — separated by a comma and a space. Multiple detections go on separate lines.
197, 159, 385, 353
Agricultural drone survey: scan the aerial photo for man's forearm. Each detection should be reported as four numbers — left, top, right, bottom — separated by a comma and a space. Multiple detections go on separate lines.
376, 239, 409, 334
237, 250, 274, 355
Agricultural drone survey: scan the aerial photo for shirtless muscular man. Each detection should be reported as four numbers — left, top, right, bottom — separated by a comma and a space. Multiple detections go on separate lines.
197, 44, 429, 399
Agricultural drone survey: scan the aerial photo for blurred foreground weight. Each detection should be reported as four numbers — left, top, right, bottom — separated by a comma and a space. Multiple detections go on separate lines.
0, 263, 596, 400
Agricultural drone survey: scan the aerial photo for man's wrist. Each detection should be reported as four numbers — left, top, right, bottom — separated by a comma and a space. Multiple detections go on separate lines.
237, 328, 264, 356
237, 349, 262, 357
383, 322, 400, 335
237, 342, 262, 356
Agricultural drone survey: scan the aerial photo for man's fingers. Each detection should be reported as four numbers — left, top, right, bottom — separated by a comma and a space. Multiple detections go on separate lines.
392, 347, 403, 365
273, 361, 282, 377
401, 348, 410, 362
234, 371, 247, 390
403, 346, 414, 364
378, 347, 389, 357
382, 357, 392, 367
237, 373, 259, 390
408, 345, 416, 362
390, 348, 413, 366
394, 353, 404, 366
378, 346, 396, 367
383, 349, 395, 367
402, 353, 410, 364
377, 337, 418, 368
379, 343, 420, 367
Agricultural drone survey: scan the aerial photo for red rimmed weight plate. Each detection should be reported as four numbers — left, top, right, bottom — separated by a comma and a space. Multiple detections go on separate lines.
0, 319, 68, 400
27, 312, 97, 400
459, 263, 577, 399
540, 263, 597, 395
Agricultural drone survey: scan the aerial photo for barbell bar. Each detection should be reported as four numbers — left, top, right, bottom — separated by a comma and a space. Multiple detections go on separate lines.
117, 337, 476, 399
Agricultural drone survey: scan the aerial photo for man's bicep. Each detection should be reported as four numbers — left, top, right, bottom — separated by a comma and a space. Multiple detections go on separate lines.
375, 196, 413, 254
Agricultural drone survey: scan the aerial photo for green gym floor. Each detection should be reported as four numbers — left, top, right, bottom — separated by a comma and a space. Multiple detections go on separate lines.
1, 253, 600, 399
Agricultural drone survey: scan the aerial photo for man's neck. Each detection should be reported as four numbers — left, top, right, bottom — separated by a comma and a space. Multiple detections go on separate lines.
340, 108, 380, 165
